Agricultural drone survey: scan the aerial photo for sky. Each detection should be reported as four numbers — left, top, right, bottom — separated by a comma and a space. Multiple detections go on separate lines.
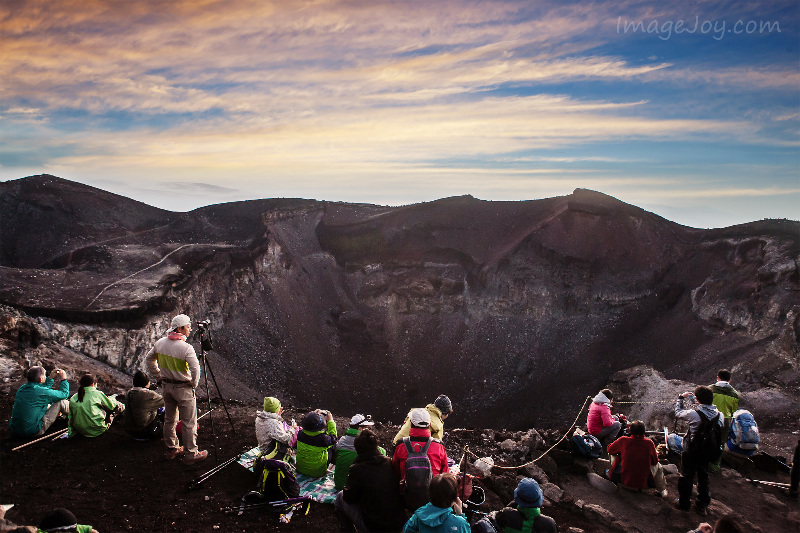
0, 0, 798, 228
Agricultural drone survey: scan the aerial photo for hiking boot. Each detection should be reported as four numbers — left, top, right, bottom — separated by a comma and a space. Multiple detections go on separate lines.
695, 505, 708, 516
183, 450, 208, 465
673, 499, 690, 512
165, 446, 184, 460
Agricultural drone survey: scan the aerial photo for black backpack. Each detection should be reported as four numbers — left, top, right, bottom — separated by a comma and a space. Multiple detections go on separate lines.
254, 457, 300, 502
685, 410, 723, 463
402, 436, 433, 510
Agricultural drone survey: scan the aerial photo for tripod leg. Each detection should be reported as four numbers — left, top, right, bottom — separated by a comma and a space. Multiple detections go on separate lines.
200, 346, 218, 462
203, 351, 236, 434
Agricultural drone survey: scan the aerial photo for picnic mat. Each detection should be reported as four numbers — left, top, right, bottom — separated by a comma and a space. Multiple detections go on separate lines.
236, 446, 338, 504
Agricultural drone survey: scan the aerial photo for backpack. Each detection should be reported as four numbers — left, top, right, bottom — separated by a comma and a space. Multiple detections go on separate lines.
571, 434, 603, 459
254, 456, 300, 502
729, 409, 760, 450
402, 436, 433, 510
685, 410, 723, 463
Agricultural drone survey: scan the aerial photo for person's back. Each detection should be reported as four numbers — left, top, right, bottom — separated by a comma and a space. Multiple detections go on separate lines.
295, 409, 338, 478
68, 374, 122, 438
334, 414, 379, 490
709, 370, 739, 420
391, 410, 449, 511
121, 371, 164, 439
493, 478, 557, 533
393, 395, 452, 445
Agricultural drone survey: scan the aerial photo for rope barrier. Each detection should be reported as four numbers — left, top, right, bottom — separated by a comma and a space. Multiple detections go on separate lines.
463, 396, 592, 471
612, 400, 674, 405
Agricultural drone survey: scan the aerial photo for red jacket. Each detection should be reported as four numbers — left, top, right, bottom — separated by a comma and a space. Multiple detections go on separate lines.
607, 435, 659, 490
587, 401, 615, 435
391, 427, 449, 481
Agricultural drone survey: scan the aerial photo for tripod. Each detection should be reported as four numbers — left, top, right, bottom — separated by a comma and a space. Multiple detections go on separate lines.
197, 324, 236, 462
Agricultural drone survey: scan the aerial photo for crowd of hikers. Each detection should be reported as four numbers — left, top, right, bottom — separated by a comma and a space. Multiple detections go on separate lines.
6, 314, 799, 532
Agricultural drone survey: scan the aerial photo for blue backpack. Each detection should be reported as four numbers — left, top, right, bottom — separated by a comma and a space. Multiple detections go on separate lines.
572, 433, 603, 459
729, 409, 759, 451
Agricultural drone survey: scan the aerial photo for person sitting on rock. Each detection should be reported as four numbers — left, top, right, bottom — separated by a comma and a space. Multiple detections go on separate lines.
587, 388, 621, 448
120, 370, 165, 441
473, 478, 558, 533
606, 420, 668, 498
391, 408, 449, 512
334, 413, 383, 490
255, 396, 297, 461
295, 409, 337, 477
403, 473, 469, 533
393, 394, 452, 445
9, 366, 70, 438
68, 373, 124, 438
38, 507, 98, 533
335, 428, 407, 533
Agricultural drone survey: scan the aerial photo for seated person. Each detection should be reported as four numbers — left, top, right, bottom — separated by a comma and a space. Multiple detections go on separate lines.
474, 478, 558, 533
335, 428, 407, 533
607, 420, 668, 497
121, 370, 165, 440
295, 409, 337, 477
393, 394, 453, 444
392, 408, 449, 512
38, 507, 98, 533
9, 366, 70, 438
255, 396, 297, 461
68, 374, 124, 437
335, 413, 383, 490
587, 388, 621, 448
403, 473, 469, 533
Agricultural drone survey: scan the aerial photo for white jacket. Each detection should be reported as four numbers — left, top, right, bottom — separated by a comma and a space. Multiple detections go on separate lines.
255, 410, 294, 453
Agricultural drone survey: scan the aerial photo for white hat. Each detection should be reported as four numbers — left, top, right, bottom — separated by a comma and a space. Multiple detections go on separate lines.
350, 414, 374, 427
170, 314, 191, 330
410, 408, 431, 428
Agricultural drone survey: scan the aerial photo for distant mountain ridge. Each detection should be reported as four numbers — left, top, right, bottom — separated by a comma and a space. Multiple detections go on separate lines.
1, 174, 797, 428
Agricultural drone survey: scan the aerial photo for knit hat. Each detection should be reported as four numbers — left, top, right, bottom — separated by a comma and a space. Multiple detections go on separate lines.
301, 411, 326, 432
514, 478, 543, 508
133, 370, 150, 388
434, 394, 452, 415
39, 508, 78, 532
350, 414, 374, 427
170, 314, 191, 331
410, 408, 431, 428
263, 397, 281, 413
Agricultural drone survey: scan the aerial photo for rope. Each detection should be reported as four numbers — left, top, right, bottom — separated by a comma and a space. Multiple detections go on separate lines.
464, 396, 592, 471
612, 400, 674, 405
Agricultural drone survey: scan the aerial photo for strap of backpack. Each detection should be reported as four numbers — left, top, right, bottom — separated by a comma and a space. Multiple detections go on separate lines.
403, 436, 414, 454
420, 437, 432, 454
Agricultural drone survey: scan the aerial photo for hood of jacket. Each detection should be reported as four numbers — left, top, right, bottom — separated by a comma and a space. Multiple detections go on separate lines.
256, 410, 282, 421
697, 403, 722, 423
592, 391, 611, 405
415, 503, 453, 527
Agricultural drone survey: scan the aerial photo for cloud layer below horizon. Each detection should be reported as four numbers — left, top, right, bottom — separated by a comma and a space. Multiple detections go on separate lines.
1, 0, 798, 227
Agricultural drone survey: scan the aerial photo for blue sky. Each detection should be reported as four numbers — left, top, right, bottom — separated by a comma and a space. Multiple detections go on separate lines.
0, 0, 797, 228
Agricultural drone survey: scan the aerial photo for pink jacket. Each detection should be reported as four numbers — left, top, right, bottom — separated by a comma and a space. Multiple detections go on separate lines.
587, 392, 615, 435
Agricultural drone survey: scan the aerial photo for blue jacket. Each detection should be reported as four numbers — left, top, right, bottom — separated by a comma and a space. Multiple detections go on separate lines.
9, 378, 70, 436
404, 502, 471, 533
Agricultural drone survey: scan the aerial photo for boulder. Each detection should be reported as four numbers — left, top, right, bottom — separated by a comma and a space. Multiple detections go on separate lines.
520, 463, 549, 484
661, 463, 679, 476
521, 428, 545, 451
587, 472, 618, 494
500, 439, 519, 452
541, 482, 564, 503
582, 503, 615, 524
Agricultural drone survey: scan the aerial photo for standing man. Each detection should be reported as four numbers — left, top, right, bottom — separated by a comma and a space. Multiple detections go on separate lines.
709, 369, 740, 473
675, 386, 723, 514
146, 313, 207, 464
9, 366, 70, 437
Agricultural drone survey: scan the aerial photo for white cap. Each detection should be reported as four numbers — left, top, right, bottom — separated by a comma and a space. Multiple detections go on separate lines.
170, 314, 191, 330
350, 414, 374, 427
410, 408, 431, 428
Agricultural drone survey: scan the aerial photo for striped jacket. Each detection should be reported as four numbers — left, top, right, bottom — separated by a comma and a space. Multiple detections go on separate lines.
145, 334, 201, 388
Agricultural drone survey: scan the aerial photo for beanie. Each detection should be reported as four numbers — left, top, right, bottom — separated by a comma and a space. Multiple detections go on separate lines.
263, 397, 281, 413
301, 411, 326, 432
410, 408, 431, 428
39, 508, 78, 532
434, 394, 452, 415
514, 478, 543, 508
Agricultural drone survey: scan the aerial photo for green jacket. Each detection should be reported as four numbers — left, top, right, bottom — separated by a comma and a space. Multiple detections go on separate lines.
295, 419, 337, 478
710, 382, 740, 420
9, 378, 70, 436
392, 404, 445, 444
334, 428, 386, 489
38, 526, 93, 533
69, 387, 119, 437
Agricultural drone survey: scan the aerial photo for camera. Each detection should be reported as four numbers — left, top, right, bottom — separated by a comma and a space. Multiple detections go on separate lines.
196, 319, 211, 331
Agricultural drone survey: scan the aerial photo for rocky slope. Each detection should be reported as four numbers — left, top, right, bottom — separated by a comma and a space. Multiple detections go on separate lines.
0, 174, 798, 429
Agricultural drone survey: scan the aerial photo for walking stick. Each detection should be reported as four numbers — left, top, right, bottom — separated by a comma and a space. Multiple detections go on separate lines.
188, 446, 250, 490
11, 428, 68, 451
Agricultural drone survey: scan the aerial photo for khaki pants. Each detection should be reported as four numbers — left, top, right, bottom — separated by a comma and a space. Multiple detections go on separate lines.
163, 384, 198, 455
34, 400, 69, 437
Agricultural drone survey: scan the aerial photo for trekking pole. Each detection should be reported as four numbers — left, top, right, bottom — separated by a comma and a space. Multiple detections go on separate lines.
750, 479, 790, 489
220, 496, 311, 515
188, 446, 250, 490
11, 428, 68, 452
198, 408, 215, 421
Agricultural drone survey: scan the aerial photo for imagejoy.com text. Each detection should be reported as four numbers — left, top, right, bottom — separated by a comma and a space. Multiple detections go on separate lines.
617, 16, 781, 41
